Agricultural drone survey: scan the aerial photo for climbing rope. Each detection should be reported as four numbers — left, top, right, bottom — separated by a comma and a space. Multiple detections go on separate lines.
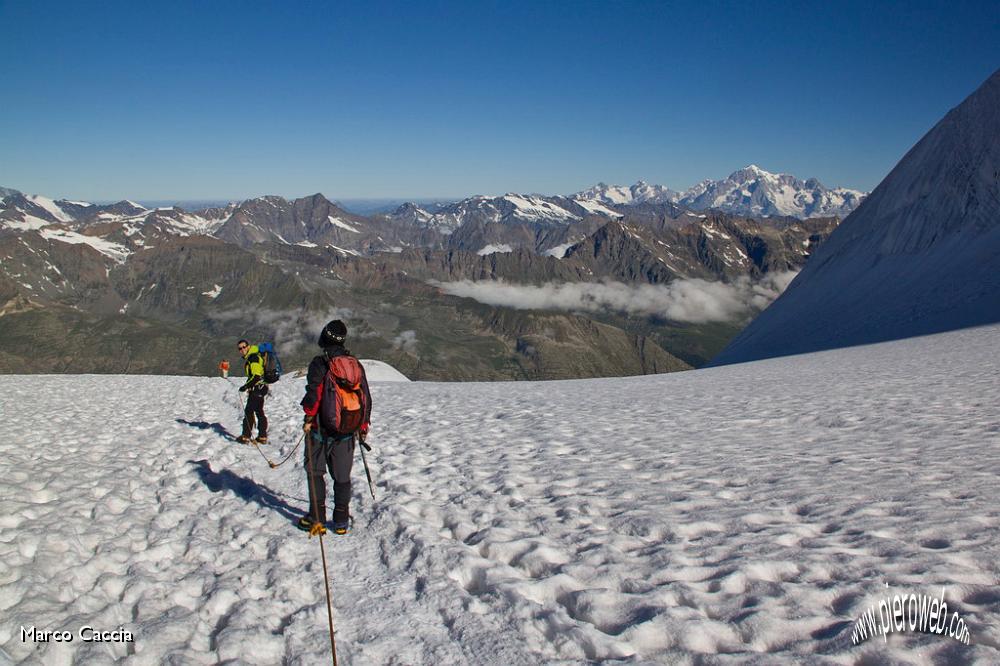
305, 427, 339, 665
233, 379, 337, 663
233, 382, 305, 468
262, 431, 305, 469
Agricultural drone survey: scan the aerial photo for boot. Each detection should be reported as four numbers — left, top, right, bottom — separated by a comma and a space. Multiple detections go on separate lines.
332, 506, 351, 535
298, 499, 326, 531
296, 515, 326, 534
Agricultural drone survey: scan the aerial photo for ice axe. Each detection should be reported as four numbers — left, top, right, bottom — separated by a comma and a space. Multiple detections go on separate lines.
355, 433, 376, 501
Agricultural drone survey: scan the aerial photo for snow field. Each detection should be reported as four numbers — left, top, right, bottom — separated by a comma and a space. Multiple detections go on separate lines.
1, 325, 999, 664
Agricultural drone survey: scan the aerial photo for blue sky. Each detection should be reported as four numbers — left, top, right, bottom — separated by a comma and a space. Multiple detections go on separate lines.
2, 1, 998, 201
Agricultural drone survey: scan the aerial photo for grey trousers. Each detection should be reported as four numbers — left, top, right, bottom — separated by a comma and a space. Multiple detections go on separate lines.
305, 432, 355, 523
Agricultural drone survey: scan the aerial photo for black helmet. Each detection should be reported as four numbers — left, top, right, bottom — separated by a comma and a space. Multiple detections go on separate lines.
319, 319, 348, 347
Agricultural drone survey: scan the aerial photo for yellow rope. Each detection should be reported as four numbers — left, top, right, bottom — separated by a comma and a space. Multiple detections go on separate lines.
305, 428, 338, 665
266, 431, 306, 469
240, 385, 336, 663
234, 383, 304, 469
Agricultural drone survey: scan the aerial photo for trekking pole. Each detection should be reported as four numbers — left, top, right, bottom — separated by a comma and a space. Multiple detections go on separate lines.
305, 425, 339, 665
356, 434, 376, 501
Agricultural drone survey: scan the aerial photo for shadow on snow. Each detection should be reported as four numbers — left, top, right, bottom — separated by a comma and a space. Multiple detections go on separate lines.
188, 459, 303, 523
176, 418, 239, 441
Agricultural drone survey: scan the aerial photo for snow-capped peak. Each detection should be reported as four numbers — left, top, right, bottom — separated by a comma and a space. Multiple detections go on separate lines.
573, 181, 677, 206
572, 168, 865, 219
26, 195, 75, 223
676, 166, 865, 218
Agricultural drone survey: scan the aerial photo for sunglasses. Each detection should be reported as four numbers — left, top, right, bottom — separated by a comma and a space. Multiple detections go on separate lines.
237, 344, 248, 351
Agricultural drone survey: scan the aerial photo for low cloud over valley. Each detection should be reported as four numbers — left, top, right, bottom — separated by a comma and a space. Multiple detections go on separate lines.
434, 273, 798, 324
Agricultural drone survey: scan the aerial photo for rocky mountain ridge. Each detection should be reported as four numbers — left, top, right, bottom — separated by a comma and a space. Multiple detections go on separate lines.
1, 169, 846, 379
2, 165, 862, 254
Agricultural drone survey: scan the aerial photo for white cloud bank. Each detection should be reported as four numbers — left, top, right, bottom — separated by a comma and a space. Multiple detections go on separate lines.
212, 307, 355, 355
433, 272, 798, 324
392, 329, 418, 354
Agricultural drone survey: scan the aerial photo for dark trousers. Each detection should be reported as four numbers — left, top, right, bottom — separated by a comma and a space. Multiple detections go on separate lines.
305, 433, 355, 524
241, 389, 268, 438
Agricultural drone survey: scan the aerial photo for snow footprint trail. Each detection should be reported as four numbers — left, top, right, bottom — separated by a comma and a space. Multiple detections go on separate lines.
1, 376, 324, 664
366, 327, 1000, 664
0, 376, 529, 665
2, 325, 1000, 664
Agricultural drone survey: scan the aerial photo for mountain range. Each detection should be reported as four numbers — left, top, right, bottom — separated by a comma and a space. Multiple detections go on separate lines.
574, 166, 864, 219
382, 166, 862, 253
0, 166, 848, 380
0, 166, 860, 262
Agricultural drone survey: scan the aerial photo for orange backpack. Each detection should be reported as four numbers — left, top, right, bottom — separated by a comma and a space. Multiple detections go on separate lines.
321, 355, 366, 434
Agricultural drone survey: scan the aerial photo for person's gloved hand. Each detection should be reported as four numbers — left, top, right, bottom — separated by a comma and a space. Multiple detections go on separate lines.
358, 422, 369, 443
238, 385, 248, 393
303, 416, 314, 433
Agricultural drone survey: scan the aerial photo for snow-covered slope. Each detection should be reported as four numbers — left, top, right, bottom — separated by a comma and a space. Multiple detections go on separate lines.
25, 195, 76, 223
0, 193, 78, 230
0, 194, 226, 240
2, 325, 998, 664
390, 193, 603, 234
360, 359, 411, 382
713, 68, 1000, 366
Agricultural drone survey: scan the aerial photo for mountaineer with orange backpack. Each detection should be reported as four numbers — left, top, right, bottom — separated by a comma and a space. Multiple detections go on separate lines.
300, 320, 372, 535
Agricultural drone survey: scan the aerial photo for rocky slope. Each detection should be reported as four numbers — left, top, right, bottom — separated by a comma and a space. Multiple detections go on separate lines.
1, 171, 845, 379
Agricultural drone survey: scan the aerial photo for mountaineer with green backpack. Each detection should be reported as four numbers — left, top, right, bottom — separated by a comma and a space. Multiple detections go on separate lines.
236, 338, 282, 444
